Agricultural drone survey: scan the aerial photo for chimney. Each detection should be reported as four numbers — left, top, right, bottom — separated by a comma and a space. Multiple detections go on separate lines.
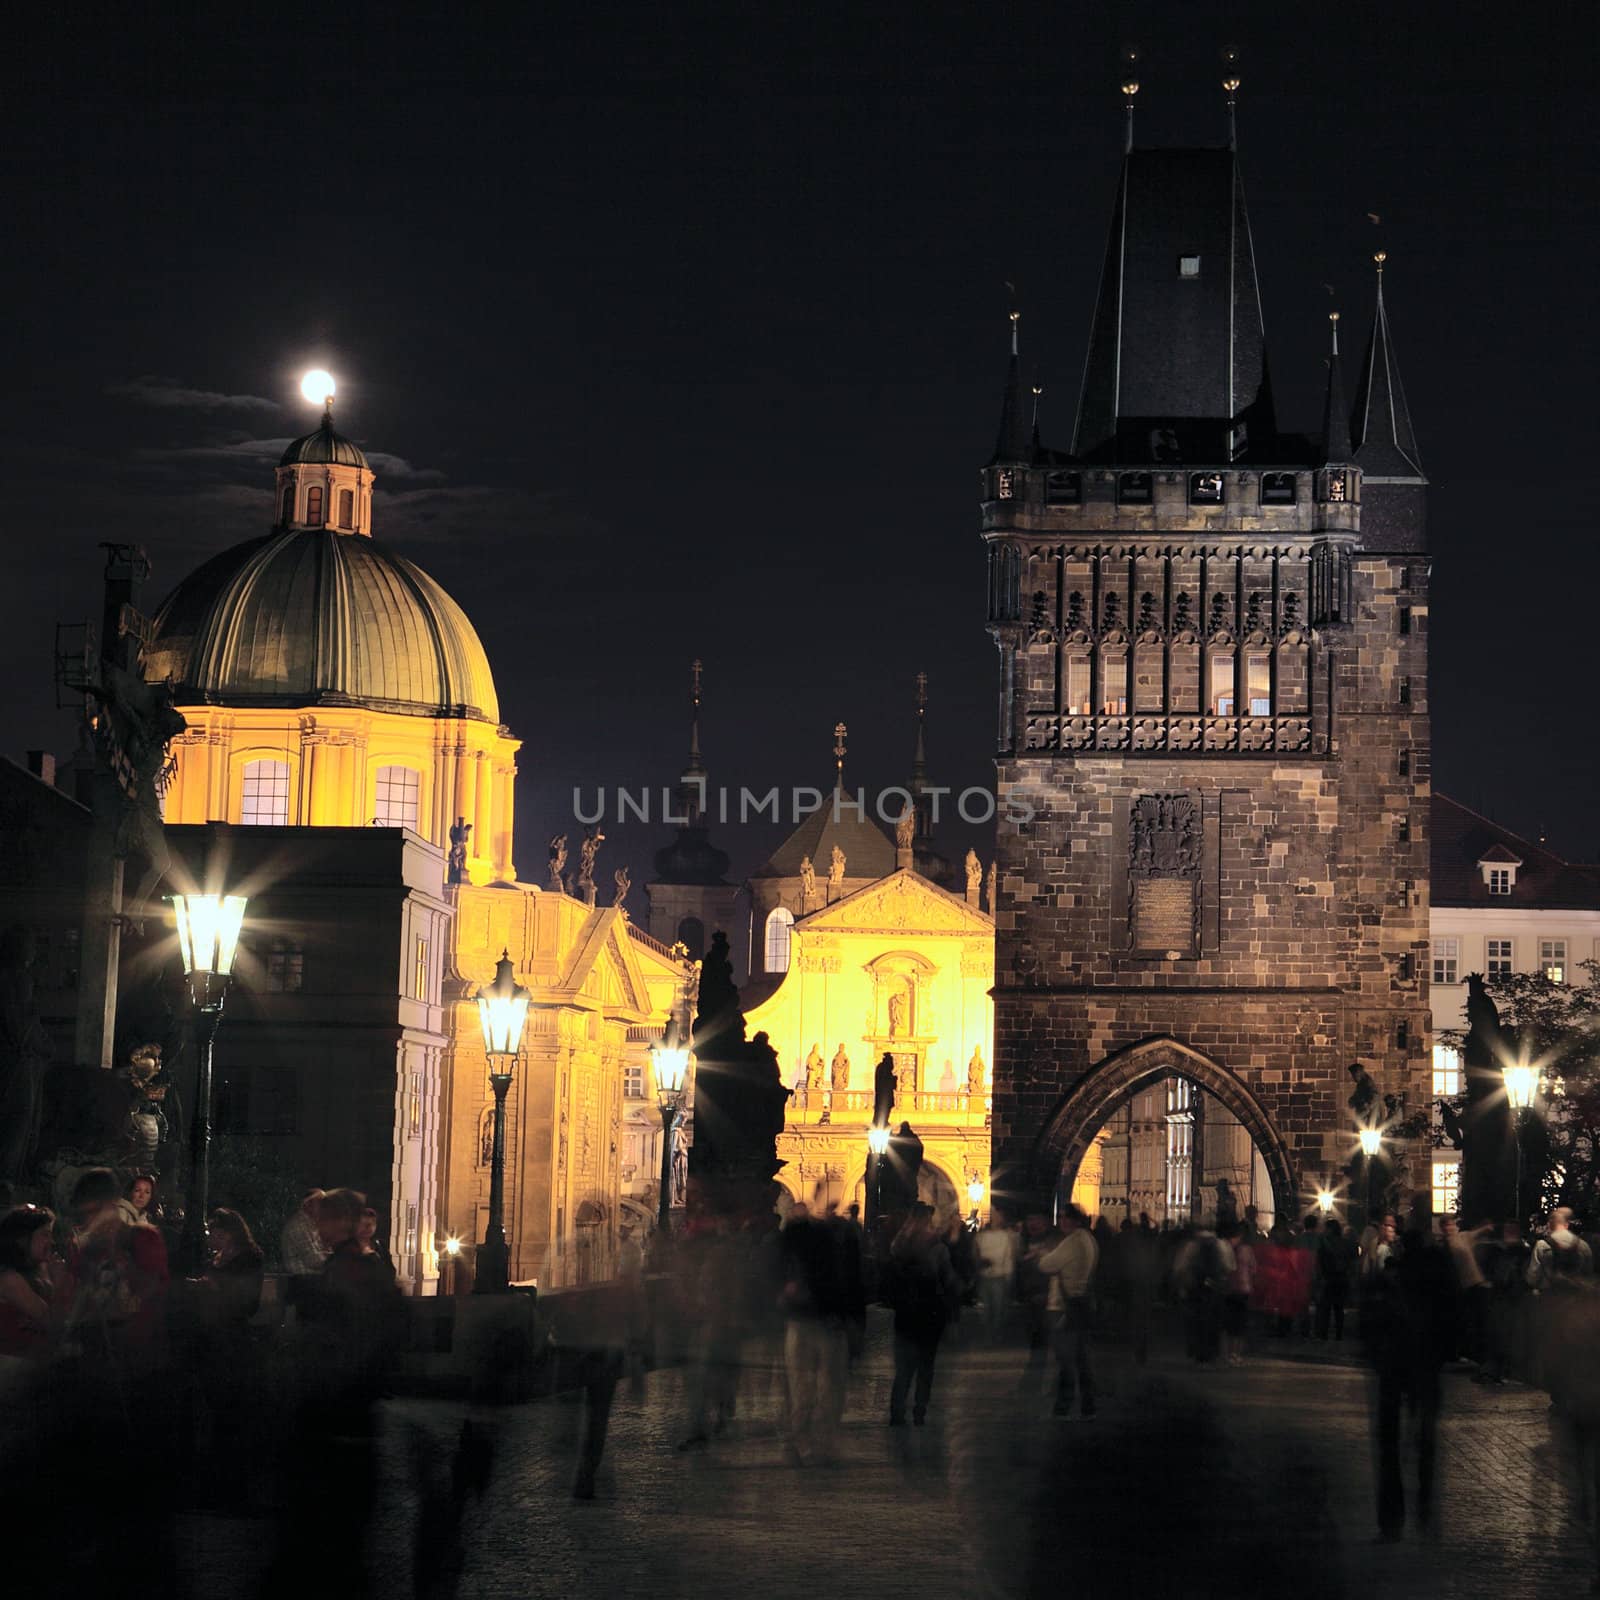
26, 751, 57, 787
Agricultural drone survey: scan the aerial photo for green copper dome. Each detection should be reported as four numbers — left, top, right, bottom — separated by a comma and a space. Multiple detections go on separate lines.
278, 412, 370, 469
144, 528, 500, 723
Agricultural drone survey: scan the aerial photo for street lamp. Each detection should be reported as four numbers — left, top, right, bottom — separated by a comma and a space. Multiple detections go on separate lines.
474, 951, 530, 1295
865, 1123, 891, 1233
967, 1174, 986, 1223
1357, 1126, 1383, 1234
169, 890, 247, 1275
650, 1033, 691, 1236
1317, 1189, 1335, 1217
1504, 1057, 1539, 1225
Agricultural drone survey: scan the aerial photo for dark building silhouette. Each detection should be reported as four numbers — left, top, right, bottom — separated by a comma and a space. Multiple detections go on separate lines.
984, 115, 1430, 1214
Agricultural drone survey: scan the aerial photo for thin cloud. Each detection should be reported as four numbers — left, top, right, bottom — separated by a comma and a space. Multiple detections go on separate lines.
107, 375, 282, 414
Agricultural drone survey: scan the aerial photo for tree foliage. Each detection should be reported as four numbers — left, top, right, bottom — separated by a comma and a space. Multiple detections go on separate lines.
1484, 958, 1600, 1216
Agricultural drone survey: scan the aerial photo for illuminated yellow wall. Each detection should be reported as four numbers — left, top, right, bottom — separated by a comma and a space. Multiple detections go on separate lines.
440, 884, 688, 1285
162, 704, 519, 885
745, 868, 995, 1222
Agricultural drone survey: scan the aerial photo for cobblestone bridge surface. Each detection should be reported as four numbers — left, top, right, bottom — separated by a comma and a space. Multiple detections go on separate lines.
174, 1313, 1596, 1599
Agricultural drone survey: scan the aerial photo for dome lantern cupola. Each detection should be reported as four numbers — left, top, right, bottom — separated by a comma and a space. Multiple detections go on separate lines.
275, 376, 375, 535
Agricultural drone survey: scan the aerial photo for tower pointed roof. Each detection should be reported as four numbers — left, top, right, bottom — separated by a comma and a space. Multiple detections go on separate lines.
989, 311, 1031, 465
1072, 147, 1275, 464
1352, 254, 1425, 480
653, 659, 730, 886
1322, 313, 1353, 462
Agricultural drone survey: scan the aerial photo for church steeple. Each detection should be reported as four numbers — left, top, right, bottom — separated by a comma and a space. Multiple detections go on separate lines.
1322, 312, 1353, 463
989, 311, 1031, 466
652, 659, 730, 888
678, 658, 707, 824
1351, 252, 1427, 550
1352, 253, 1424, 478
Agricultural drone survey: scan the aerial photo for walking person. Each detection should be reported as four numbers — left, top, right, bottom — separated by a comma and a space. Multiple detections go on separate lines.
1315, 1220, 1356, 1342
1220, 1221, 1253, 1365
777, 1204, 863, 1465
1039, 1204, 1099, 1419
1479, 1220, 1530, 1384
974, 1215, 1018, 1344
1363, 1222, 1455, 1539
1016, 1208, 1062, 1391
886, 1204, 961, 1425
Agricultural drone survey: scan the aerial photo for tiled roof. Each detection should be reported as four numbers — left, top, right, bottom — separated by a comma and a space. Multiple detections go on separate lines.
1431, 795, 1600, 910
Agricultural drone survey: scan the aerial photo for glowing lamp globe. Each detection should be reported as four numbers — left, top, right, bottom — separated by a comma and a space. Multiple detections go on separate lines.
170, 893, 248, 978
301, 369, 336, 407
443, 1236, 462, 1257
650, 1040, 690, 1106
1317, 1190, 1335, 1214
476, 951, 530, 1063
967, 1177, 986, 1207
1503, 1061, 1540, 1111
1357, 1127, 1383, 1158
867, 1125, 891, 1157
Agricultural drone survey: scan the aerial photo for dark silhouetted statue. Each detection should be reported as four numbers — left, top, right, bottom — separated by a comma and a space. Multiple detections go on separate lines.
688, 931, 790, 1217
873, 1051, 896, 1129
1461, 973, 1516, 1223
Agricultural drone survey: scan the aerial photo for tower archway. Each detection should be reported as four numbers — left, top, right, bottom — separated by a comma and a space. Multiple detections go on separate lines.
1034, 1036, 1297, 1223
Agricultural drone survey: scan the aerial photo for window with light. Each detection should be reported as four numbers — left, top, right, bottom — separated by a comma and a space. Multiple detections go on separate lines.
1431, 1161, 1461, 1218
241, 759, 290, 825
1488, 867, 1512, 895
1432, 1043, 1462, 1097
1541, 939, 1567, 983
764, 907, 795, 973
1487, 938, 1513, 978
624, 1062, 645, 1099
1246, 652, 1271, 716
375, 766, 421, 830
1431, 938, 1460, 986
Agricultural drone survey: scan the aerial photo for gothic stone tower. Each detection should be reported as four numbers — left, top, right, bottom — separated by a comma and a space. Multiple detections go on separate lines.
983, 140, 1430, 1216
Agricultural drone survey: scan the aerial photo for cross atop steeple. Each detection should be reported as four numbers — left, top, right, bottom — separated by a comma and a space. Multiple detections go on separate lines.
833, 721, 848, 786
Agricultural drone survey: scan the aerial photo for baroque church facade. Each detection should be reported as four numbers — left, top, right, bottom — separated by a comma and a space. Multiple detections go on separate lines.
984, 120, 1432, 1222
141, 402, 688, 1290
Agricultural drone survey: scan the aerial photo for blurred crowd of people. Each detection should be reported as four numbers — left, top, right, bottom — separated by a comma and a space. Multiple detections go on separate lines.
0, 1174, 405, 1596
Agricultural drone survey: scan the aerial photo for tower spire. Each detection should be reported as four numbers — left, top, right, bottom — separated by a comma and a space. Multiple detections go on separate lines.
675, 658, 708, 824
910, 669, 929, 797
990, 309, 1031, 465
1322, 311, 1353, 462
832, 721, 848, 791
1351, 251, 1424, 477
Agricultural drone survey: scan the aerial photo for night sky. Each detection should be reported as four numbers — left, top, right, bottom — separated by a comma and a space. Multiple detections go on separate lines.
4, 2, 1596, 888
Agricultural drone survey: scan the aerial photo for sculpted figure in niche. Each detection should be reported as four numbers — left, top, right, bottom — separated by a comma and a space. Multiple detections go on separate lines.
966, 1045, 986, 1099
830, 1044, 850, 1091
799, 855, 816, 902
887, 991, 907, 1038
828, 846, 846, 892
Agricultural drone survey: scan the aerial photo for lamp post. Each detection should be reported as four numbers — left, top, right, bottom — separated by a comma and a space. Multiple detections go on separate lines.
967, 1175, 986, 1225
474, 951, 530, 1295
651, 1033, 691, 1236
1317, 1189, 1335, 1219
1357, 1126, 1383, 1235
1503, 1058, 1539, 1226
169, 891, 248, 1276
865, 1123, 890, 1234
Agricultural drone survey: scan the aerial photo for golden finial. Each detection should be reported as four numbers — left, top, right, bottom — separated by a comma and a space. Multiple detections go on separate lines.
833, 721, 848, 769
1374, 250, 1387, 274
1223, 76, 1241, 93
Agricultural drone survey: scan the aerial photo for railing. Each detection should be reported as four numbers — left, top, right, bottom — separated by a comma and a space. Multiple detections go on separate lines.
626, 925, 686, 963
786, 1087, 989, 1125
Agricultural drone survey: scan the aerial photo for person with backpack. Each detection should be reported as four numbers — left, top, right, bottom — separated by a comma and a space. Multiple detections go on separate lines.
886, 1204, 961, 1426
1039, 1204, 1099, 1418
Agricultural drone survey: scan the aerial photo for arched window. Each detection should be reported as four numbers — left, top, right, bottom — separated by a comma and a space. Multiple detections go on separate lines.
676, 916, 706, 959
764, 907, 794, 974
240, 759, 290, 825
305, 485, 324, 525
280, 486, 295, 527
373, 765, 420, 830
338, 488, 355, 529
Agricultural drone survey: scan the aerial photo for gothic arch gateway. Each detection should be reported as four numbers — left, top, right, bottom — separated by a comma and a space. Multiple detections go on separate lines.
1034, 1036, 1297, 1219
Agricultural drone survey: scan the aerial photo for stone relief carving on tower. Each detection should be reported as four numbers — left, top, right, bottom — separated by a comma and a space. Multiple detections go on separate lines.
1128, 792, 1202, 956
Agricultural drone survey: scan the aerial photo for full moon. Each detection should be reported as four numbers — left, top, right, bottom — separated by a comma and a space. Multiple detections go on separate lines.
300, 369, 336, 406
